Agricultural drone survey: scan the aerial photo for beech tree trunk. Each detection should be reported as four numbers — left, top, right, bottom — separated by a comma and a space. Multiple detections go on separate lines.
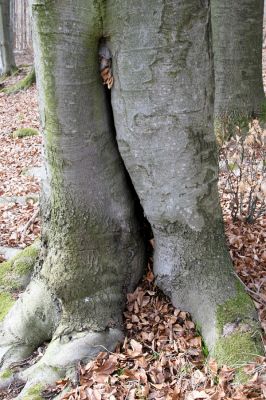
211, 0, 265, 118
0, 0, 16, 75
0, 0, 145, 395
0, 0, 263, 396
107, 0, 263, 369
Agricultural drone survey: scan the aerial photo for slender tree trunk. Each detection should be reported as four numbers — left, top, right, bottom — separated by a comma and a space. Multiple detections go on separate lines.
10, 0, 32, 54
108, 0, 263, 372
211, 0, 265, 121
0, 0, 16, 75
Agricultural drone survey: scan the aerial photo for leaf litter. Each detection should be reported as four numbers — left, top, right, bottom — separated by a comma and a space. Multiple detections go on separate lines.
0, 71, 41, 251
43, 267, 265, 400
0, 71, 265, 399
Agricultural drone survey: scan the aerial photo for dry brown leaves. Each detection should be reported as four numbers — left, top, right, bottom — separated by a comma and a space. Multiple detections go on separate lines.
223, 211, 266, 342
219, 137, 266, 341
0, 71, 41, 248
0, 134, 42, 248
0, 200, 39, 247
0, 135, 41, 197
0, 68, 40, 135
53, 270, 266, 400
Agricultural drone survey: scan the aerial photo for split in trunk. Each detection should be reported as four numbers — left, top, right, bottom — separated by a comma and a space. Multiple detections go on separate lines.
0, 0, 263, 396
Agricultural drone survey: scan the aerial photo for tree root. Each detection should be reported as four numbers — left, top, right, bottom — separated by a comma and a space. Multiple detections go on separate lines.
2, 68, 35, 94
0, 280, 59, 390
0, 329, 124, 399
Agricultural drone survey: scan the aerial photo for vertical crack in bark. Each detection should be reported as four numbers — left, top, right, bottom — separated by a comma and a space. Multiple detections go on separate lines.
98, 37, 152, 260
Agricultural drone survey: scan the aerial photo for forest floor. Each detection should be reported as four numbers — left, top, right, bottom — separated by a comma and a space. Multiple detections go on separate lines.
0, 68, 266, 399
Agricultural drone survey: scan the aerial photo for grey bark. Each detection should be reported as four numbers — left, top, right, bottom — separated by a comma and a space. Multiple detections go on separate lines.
0, 0, 263, 395
106, 0, 262, 356
0, 0, 16, 75
0, 0, 144, 393
212, 0, 265, 118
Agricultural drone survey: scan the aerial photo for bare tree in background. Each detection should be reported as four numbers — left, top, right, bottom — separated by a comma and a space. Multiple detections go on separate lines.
0, 0, 16, 75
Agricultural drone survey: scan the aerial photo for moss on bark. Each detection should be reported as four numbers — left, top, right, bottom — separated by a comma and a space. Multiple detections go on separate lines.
0, 241, 40, 291
0, 368, 13, 388
214, 332, 262, 383
0, 293, 15, 321
213, 282, 263, 382
21, 383, 44, 400
0, 369, 12, 379
216, 282, 256, 329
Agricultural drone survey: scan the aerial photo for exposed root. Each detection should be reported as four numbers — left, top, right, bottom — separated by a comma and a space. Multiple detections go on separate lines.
8, 329, 124, 399
0, 280, 59, 390
2, 68, 35, 94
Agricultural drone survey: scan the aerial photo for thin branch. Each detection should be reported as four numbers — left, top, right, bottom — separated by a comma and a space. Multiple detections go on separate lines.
20, 207, 39, 243
232, 272, 266, 305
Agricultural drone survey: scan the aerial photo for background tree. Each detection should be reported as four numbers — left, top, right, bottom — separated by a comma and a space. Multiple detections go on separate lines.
0, 0, 16, 76
10, 0, 32, 56
212, 0, 265, 136
0, 0, 263, 397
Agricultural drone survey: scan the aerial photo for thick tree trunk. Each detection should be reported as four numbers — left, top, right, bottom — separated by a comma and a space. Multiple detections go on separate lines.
107, 0, 263, 372
0, 0, 16, 75
0, 0, 144, 395
211, 0, 265, 119
0, 0, 263, 396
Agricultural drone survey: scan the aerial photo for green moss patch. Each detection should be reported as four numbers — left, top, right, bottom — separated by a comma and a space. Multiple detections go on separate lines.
0, 293, 15, 321
0, 67, 18, 81
22, 383, 44, 400
216, 282, 256, 333
213, 331, 263, 383
12, 128, 39, 138
214, 282, 264, 381
0, 369, 12, 379
214, 330, 262, 367
3, 68, 35, 94
0, 241, 40, 291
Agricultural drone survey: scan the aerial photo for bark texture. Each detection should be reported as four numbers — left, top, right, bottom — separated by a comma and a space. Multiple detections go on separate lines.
212, 0, 265, 117
0, 0, 263, 396
0, 0, 16, 75
106, 0, 263, 361
0, 0, 144, 394
34, 0, 144, 336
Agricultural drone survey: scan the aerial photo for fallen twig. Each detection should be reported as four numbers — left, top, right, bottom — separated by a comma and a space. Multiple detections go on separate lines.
232, 272, 266, 305
20, 207, 39, 243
